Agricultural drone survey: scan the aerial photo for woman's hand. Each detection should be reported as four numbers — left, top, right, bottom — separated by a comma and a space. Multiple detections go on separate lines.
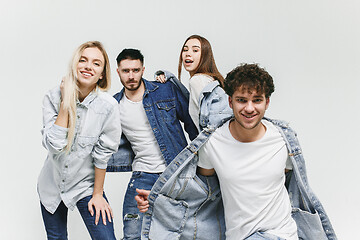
88, 193, 113, 225
155, 74, 167, 83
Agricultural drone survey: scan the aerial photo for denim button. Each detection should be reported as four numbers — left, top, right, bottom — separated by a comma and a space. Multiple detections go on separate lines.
65, 165, 68, 168
62, 179, 65, 182
61, 191, 64, 193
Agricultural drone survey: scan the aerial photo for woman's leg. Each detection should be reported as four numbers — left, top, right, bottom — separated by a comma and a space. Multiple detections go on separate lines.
77, 194, 116, 240
40, 201, 68, 240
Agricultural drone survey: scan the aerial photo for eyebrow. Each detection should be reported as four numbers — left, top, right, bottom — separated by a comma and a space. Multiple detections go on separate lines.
80, 55, 103, 64
183, 45, 201, 48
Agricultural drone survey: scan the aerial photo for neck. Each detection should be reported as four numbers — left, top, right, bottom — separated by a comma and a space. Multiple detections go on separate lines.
124, 80, 145, 102
78, 86, 96, 102
229, 119, 266, 143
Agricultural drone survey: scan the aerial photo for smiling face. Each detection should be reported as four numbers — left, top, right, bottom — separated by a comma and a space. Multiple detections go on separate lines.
181, 38, 201, 76
229, 86, 269, 131
76, 47, 105, 91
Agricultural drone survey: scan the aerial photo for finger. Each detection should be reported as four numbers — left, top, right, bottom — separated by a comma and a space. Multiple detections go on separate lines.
109, 205, 114, 220
105, 205, 112, 223
95, 208, 100, 225
160, 75, 166, 83
102, 208, 107, 225
88, 202, 94, 216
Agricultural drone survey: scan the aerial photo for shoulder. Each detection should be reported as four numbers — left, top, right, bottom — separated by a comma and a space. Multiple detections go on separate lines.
44, 85, 61, 104
190, 74, 213, 84
91, 90, 119, 114
97, 91, 118, 106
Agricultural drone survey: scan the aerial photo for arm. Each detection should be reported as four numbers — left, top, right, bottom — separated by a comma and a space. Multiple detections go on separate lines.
88, 167, 113, 225
172, 82, 198, 140
42, 81, 69, 154
197, 166, 215, 176
135, 189, 151, 213
88, 100, 121, 225
91, 102, 121, 169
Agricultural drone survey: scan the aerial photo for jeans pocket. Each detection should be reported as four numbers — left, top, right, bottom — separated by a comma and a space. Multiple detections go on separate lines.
149, 194, 188, 240
291, 208, 328, 240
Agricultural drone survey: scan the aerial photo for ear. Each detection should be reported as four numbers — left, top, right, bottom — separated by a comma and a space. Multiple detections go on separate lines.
116, 67, 120, 76
228, 95, 233, 109
142, 66, 145, 74
265, 97, 270, 110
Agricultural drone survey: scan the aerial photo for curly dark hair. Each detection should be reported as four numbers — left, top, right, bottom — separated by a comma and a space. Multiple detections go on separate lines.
224, 63, 274, 98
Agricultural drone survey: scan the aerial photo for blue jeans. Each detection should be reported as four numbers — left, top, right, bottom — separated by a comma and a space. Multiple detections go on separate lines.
41, 194, 116, 240
245, 232, 285, 240
123, 171, 160, 240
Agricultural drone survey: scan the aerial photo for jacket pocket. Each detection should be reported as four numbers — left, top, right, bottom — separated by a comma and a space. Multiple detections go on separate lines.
156, 99, 176, 123
149, 194, 188, 240
292, 207, 328, 240
77, 136, 97, 158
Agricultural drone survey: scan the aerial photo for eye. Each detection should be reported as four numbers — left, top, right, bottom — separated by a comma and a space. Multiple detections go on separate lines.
94, 62, 100, 66
122, 69, 129, 73
133, 69, 140, 73
182, 48, 188, 52
254, 99, 263, 103
236, 98, 246, 103
79, 58, 86, 62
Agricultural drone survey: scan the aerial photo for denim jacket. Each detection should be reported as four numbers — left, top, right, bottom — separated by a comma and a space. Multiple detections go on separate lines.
141, 117, 337, 240
154, 70, 233, 131
106, 78, 198, 172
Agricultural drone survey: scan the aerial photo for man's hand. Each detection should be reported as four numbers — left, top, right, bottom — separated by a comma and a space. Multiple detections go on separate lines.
135, 189, 150, 213
88, 194, 113, 225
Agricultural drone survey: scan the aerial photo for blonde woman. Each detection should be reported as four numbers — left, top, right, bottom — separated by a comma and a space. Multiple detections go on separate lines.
37, 41, 121, 240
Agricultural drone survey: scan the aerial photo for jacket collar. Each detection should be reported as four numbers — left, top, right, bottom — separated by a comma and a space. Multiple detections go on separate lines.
114, 78, 158, 102
77, 87, 98, 107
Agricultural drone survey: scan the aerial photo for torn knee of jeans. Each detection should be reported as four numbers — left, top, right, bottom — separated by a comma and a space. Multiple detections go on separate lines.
124, 213, 140, 221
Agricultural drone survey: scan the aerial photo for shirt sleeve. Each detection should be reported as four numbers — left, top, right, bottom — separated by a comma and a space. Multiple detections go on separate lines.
189, 75, 213, 111
41, 87, 69, 154
197, 144, 214, 169
91, 103, 121, 169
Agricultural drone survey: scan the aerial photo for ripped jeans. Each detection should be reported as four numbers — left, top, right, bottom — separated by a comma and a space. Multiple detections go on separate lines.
122, 171, 161, 240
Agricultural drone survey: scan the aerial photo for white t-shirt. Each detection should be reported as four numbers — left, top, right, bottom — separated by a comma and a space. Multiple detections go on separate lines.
198, 120, 297, 240
119, 96, 166, 173
188, 74, 213, 130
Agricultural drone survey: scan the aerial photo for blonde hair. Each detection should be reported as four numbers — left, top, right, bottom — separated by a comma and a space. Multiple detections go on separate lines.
62, 41, 111, 151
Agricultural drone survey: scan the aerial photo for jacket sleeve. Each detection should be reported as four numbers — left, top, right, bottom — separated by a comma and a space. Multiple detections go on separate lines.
154, 70, 190, 100
91, 103, 121, 169
171, 80, 198, 140
41, 87, 68, 154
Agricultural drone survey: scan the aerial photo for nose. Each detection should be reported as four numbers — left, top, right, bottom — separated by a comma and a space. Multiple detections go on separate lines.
129, 70, 134, 79
85, 61, 92, 70
244, 102, 255, 112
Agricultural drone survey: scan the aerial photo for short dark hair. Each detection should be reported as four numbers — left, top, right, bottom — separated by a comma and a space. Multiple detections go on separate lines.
116, 48, 144, 66
224, 63, 275, 98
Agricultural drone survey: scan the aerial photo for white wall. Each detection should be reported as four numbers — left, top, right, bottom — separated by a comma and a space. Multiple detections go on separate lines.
1, 0, 359, 239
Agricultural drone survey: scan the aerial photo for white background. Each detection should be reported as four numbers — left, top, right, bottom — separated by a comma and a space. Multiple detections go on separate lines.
1, 0, 359, 239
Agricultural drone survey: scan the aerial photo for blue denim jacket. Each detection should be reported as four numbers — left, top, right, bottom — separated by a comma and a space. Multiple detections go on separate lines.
106, 78, 198, 172
141, 117, 337, 240
155, 70, 233, 131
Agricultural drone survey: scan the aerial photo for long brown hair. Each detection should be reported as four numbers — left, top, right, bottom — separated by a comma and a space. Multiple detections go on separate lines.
62, 41, 111, 152
178, 35, 224, 86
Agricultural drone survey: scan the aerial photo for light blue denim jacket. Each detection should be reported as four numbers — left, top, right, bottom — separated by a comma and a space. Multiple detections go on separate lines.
141, 117, 337, 240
